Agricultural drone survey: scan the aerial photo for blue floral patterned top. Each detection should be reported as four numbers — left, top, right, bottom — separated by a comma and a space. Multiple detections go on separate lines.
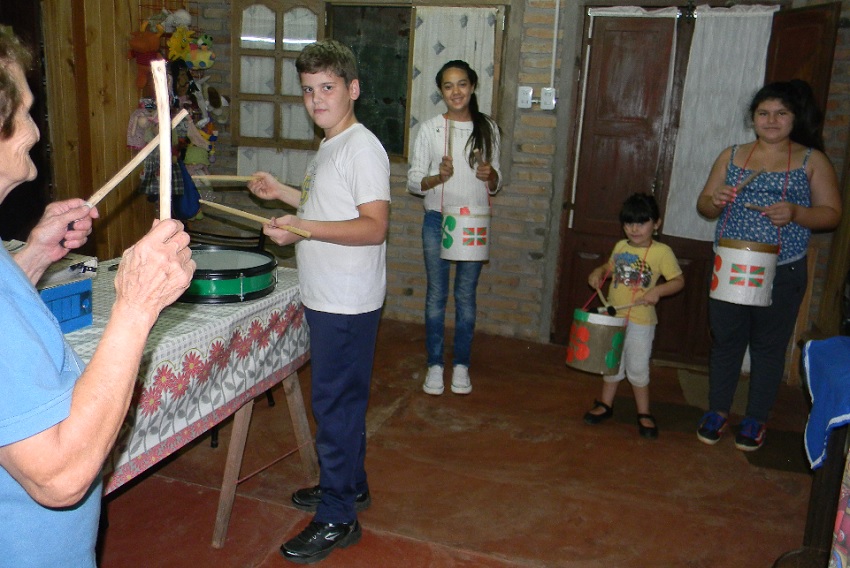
713, 145, 812, 265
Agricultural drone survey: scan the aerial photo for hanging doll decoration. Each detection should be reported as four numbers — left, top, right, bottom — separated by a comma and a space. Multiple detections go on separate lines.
128, 22, 164, 97
127, 12, 226, 219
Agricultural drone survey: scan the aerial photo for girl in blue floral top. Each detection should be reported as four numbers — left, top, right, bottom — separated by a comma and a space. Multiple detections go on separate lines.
696, 80, 841, 451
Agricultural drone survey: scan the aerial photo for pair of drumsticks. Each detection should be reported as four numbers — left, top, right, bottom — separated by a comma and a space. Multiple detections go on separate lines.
85, 60, 309, 239
593, 286, 641, 316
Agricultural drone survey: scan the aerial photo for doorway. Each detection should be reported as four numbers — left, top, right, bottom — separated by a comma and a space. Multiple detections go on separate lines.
551, 3, 841, 367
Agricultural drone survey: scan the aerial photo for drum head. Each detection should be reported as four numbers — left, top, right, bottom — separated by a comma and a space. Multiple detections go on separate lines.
179, 245, 278, 304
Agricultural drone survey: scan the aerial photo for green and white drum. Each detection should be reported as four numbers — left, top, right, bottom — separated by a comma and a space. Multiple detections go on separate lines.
179, 245, 277, 304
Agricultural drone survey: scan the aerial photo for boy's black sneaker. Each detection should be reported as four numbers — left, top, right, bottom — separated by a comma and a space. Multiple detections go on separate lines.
280, 520, 361, 564
291, 485, 371, 512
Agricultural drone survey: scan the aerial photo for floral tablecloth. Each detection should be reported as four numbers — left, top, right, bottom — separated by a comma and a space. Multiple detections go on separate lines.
65, 259, 309, 494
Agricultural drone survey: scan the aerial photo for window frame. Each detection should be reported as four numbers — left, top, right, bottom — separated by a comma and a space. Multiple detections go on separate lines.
231, 0, 325, 150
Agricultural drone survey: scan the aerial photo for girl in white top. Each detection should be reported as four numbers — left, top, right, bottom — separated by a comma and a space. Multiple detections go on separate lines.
407, 60, 502, 396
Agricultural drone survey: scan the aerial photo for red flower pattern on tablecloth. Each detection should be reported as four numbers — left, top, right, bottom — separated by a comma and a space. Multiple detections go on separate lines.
273, 309, 288, 335
139, 385, 161, 417
152, 365, 175, 394
106, 308, 308, 493
168, 371, 191, 398
196, 359, 212, 385
209, 340, 229, 370
138, 313, 304, 410
249, 320, 264, 344
258, 325, 273, 349
269, 310, 281, 329
233, 329, 252, 360
182, 351, 204, 378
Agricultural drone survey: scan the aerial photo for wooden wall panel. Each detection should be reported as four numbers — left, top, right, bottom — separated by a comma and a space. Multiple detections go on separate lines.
41, 1, 80, 204
43, 0, 156, 261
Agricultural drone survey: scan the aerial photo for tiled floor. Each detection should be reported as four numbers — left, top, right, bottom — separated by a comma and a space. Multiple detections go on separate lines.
98, 319, 817, 567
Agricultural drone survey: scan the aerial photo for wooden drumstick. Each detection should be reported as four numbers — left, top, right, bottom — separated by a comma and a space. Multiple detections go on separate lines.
595, 287, 610, 308
151, 59, 171, 220
597, 301, 641, 315
736, 168, 765, 191
191, 175, 258, 184
198, 199, 311, 239
85, 109, 189, 208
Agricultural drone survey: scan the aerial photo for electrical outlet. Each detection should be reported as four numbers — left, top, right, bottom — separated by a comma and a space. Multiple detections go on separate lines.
541, 87, 556, 110
517, 86, 533, 109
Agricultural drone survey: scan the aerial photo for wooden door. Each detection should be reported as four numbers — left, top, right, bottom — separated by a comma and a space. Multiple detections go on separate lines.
553, 15, 704, 360
571, 17, 674, 238
765, 2, 841, 113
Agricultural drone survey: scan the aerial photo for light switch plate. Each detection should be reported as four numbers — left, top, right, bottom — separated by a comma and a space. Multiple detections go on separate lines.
517, 86, 533, 109
541, 87, 556, 110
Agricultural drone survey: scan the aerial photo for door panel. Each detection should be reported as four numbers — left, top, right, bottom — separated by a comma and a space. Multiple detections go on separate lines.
554, 15, 682, 349
765, 2, 841, 113
572, 17, 674, 237
553, 234, 619, 343
652, 235, 712, 363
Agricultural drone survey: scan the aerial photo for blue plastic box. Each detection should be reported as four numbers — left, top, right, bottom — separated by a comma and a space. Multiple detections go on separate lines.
39, 278, 93, 333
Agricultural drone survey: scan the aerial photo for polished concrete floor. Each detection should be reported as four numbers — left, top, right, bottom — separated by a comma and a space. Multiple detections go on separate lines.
98, 319, 817, 567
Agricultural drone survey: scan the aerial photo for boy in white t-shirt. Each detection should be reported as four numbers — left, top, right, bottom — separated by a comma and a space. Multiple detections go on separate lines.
247, 39, 390, 564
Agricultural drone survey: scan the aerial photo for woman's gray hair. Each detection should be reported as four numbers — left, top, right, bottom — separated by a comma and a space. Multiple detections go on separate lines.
0, 25, 33, 139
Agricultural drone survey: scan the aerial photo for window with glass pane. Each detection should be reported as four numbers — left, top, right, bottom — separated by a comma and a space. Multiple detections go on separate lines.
241, 4, 275, 50
283, 8, 317, 51
233, 0, 322, 149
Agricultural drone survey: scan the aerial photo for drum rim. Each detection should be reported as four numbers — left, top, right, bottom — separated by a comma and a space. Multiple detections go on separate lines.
717, 238, 779, 254
189, 244, 278, 279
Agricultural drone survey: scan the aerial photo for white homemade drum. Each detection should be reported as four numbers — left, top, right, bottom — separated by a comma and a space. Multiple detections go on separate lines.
440, 205, 491, 261
178, 245, 277, 304
565, 309, 626, 375
710, 238, 778, 307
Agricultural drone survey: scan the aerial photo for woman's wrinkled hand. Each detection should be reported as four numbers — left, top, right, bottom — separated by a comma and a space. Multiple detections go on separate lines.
29, 199, 99, 261
114, 219, 195, 321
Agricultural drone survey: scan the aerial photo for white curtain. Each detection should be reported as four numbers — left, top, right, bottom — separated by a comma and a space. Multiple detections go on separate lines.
663, 5, 779, 241
408, 7, 498, 151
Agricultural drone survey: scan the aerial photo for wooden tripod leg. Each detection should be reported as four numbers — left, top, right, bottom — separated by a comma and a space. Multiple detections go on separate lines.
211, 401, 254, 549
283, 372, 319, 480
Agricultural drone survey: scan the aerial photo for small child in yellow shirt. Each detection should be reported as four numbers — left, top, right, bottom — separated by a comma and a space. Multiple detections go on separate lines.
582, 193, 684, 439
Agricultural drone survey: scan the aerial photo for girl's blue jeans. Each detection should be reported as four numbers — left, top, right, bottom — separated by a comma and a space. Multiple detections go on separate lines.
422, 210, 483, 368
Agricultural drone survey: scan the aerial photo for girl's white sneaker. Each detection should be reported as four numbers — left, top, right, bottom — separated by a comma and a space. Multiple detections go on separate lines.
451, 365, 472, 395
423, 365, 444, 395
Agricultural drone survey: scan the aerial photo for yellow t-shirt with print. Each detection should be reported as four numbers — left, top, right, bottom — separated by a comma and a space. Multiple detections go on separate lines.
605, 239, 682, 325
